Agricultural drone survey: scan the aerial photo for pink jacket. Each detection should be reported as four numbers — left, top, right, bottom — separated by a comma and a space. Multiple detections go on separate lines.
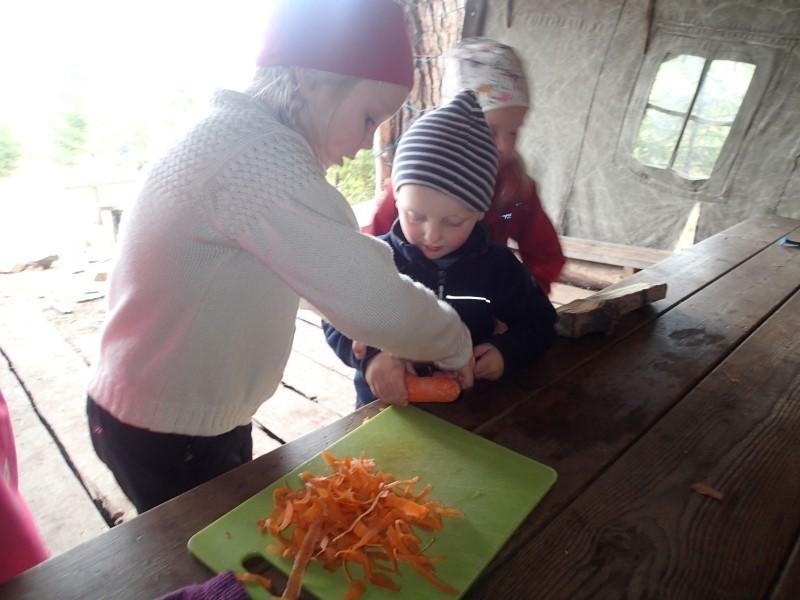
0, 388, 48, 582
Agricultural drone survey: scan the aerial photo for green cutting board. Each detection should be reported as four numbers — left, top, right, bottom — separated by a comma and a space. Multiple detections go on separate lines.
188, 406, 556, 599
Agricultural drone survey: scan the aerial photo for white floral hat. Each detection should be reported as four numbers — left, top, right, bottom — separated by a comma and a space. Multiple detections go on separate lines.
441, 37, 530, 112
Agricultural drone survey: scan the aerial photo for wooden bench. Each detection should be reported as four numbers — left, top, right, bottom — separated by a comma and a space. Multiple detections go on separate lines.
559, 236, 672, 274
509, 236, 672, 291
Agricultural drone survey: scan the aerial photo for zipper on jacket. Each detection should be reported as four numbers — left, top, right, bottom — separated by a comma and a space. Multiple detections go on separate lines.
437, 270, 446, 299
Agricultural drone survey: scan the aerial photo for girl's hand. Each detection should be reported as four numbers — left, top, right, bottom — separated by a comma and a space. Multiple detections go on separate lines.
454, 355, 475, 391
473, 344, 505, 381
365, 352, 410, 406
435, 354, 475, 391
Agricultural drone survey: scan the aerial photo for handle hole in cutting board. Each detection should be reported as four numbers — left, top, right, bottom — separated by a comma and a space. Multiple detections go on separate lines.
242, 553, 318, 599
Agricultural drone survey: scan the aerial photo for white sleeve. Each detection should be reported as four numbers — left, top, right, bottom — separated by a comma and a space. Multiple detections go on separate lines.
207, 133, 473, 370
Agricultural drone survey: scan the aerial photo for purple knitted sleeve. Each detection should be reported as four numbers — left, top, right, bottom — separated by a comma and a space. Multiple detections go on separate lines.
155, 571, 248, 600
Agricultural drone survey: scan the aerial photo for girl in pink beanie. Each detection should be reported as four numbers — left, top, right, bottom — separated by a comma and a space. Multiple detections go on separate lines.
87, 0, 475, 514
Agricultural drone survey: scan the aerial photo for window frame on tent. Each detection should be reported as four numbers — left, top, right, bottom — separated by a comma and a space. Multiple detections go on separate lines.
616, 32, 775, 199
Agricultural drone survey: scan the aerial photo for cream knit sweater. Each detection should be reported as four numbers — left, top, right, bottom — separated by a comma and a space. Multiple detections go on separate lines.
88, 91, 472, 436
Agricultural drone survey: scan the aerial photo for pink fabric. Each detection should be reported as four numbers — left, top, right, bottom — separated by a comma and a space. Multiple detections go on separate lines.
0, 388, 48, 583
256, 0, 414, 88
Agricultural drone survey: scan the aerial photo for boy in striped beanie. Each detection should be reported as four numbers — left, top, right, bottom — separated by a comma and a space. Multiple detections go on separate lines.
325, 91, 557, 407
364, 38, 565, 294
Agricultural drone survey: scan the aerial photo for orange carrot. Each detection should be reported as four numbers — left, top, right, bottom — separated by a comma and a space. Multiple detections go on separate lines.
261, 451, 461, 599
235, 571, 272, 590
405, 373, 460, 403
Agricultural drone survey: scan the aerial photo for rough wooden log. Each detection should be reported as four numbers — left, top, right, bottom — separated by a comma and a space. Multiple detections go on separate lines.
556, 282, 668, 338
558, 258, 627, 290
549, 282, 594, 307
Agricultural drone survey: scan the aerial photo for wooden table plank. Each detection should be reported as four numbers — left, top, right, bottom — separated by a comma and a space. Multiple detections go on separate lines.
250, 420, 282, 458
461, 236, 800, 581
253, 383, 343, 443
281, 350, 356, 417
291, 317, 354, 378
774, 535, 800, 600
426, 215, 800, 432
0, 405, 383, 600
469, 289, 800, 599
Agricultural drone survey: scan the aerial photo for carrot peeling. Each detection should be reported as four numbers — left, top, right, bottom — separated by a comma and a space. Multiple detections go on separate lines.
261, 451, 461, 599
235, 571, 273, 590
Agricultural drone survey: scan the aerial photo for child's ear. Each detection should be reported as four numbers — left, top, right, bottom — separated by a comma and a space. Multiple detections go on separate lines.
476, 211, 486, 221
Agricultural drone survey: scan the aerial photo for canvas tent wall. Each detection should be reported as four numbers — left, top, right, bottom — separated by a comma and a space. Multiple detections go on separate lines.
465, 0, 800, 249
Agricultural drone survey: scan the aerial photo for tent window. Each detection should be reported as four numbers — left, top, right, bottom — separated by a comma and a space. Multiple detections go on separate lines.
632, 55, 756, 181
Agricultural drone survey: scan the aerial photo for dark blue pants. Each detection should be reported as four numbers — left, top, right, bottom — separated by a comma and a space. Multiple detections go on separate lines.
354, 370, 376, 408
87, 397, 252, 513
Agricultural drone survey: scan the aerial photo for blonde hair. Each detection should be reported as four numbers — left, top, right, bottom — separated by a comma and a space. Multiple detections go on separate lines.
245, 66, 355, 129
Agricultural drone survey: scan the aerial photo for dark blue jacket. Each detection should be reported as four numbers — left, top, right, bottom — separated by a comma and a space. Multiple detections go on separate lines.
323, 220, 557, 406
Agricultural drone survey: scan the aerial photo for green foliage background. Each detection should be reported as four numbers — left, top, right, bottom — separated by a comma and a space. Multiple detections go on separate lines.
52, 109, 89, 167
0, 126, 22, 177
326, 149, 376, 205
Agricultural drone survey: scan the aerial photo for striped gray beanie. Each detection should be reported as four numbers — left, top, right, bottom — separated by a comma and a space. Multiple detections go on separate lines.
392, 90, 498, 212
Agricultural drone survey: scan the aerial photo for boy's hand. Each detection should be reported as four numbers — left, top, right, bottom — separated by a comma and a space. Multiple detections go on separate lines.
352, 340, 367, 360
365, 352, 410, 406
473, 344, 504, 381
493, 319, 509, 335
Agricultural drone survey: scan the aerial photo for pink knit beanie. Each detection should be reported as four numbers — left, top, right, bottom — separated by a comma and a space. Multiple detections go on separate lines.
256, 0, 414, 89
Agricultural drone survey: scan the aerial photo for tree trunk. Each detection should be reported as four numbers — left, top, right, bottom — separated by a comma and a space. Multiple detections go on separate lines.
374, 1, 466, 193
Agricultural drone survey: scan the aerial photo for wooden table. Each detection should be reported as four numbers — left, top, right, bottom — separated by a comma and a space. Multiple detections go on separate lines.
2, 215, 799, 600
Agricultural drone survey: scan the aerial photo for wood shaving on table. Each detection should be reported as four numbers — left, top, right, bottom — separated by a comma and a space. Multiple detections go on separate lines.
690, 482, 724, 502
